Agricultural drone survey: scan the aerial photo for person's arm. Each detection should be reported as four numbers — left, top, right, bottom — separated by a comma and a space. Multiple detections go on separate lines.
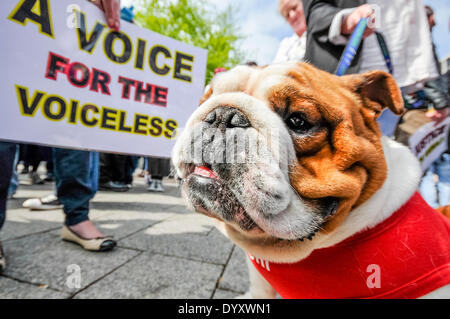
302, 1, 374, 45
302, 0, 342, 44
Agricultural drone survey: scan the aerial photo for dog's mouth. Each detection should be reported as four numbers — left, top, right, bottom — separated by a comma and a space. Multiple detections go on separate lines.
182, 164, 339, 242
183, 164, 261, 233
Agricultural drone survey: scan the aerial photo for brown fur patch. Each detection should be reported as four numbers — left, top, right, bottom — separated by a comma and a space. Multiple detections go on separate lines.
437, 206, 450, 218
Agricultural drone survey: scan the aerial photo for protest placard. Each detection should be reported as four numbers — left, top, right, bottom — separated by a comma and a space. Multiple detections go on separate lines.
409, 117, 450, 172
0, 0, 207, 157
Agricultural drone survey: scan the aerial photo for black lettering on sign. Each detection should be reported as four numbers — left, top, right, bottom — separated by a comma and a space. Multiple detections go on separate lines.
164, 119, 178, 139
68, 100, 79, 124
75, 11, 105, 53
133, 114, 148, 135
67, 62, 91, 88
154, 86, 168, 107
149, 46, 171, 75
135, 81, 153, 104
149, 117, 163, 137
118, 111, 132, 132
90, 69, 111, 95
135, 38, 147, 70
174, 52, 193, 82
104, 31, 132, 64
43, 96, 66, 121
8, 0, 54, 38
101, 107, 118, 130
15, 85, 45, 116
80, 104, 99, 126
46, 52, 68, 80
118, 76, 136, 99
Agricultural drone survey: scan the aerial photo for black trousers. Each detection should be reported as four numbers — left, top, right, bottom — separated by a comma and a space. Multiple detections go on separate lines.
99, 153, 134, 184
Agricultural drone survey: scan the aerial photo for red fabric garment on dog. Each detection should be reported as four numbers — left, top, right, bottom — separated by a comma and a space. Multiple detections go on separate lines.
248, 192, 450, 299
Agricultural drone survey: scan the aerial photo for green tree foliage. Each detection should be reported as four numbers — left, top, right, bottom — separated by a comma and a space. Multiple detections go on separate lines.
134, 0, 247, 84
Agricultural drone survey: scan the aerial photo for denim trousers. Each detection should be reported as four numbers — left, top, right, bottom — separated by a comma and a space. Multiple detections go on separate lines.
53, 148, 99, 226
0, 142, 16, 231
8, 145, 19, 197
419, 153, 450, 208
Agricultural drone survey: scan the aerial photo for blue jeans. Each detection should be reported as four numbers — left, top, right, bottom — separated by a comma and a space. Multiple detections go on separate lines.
53, 148, 99, 226
8, 145, 19, 197
0, 142, 16, 231
419, 153, 450, 208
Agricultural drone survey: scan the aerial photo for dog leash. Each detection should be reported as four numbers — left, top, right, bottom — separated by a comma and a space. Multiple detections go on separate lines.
335, 17, 432, 111
335, 17, 393, 76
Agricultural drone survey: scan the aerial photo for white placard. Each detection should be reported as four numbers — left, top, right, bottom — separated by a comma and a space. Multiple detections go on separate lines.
409, 117, 450, 172
0, 0, 207, 157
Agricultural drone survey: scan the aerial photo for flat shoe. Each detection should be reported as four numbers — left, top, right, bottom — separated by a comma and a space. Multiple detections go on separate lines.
61, 226, 116, 252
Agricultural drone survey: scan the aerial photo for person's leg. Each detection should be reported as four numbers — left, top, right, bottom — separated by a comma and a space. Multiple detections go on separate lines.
8, 145, 19, 198
0, 142, 16, 231
419, 163, 439, 208
53, 148, 98, 227
99, 153, 128, 191
55, 149, 115, 250
99, 153, 113, 185
28, 145, 41, 173
124, 155, 138, 185
113, 154, 128, 183
26, 145, 44, 184
435, 153, 450, 206
41, 146, 54, 181
0, 142, 16, 272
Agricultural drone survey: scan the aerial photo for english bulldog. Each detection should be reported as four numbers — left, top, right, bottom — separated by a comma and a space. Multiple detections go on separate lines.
172, 62, 450, 299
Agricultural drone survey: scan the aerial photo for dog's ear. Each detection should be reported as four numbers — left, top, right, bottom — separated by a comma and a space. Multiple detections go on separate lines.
342, 70, 404, 117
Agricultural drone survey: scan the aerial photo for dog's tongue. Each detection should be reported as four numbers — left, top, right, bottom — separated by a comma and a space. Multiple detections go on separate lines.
194, 166, 220, 180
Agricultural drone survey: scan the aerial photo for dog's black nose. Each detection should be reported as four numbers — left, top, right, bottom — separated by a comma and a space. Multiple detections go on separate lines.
204, 106, 250, 128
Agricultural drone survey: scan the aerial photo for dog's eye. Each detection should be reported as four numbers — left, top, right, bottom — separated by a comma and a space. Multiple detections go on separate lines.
286, 113, 313, 134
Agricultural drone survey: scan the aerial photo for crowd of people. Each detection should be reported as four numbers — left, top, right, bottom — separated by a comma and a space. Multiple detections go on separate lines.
0, 0, 449, 277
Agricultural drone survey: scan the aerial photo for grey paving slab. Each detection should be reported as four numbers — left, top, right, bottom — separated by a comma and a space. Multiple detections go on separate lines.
120, 225, 234, 265
74, 253, 222, 299
0, 276, 70, 299
1, 208, 63, 241
218, 246, 250, 293
2, 232, 139, 294
213, 289, 241, 299
73, 208, 178, 241
3, 184, 62, 241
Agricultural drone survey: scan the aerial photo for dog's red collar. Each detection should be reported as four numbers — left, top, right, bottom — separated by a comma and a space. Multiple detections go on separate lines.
248, 192, 450, 299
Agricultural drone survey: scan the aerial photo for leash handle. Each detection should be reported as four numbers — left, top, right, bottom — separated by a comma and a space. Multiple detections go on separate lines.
335, 17, 368, 76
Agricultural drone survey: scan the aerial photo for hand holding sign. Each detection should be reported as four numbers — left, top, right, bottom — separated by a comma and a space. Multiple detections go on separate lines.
90, 0, 121, 31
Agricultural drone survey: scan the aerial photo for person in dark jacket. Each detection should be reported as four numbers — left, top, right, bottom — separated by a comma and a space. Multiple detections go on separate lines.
302, 0, 372, 74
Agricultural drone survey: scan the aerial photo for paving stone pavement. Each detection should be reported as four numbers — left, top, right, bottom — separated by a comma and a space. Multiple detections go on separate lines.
0, 175, 250, 299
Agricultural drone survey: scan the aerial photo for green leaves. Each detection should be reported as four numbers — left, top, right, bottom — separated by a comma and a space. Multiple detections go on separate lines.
134, 0, 247, 83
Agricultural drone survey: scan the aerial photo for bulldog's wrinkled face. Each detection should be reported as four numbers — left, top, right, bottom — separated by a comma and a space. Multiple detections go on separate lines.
172, 62, 403, 246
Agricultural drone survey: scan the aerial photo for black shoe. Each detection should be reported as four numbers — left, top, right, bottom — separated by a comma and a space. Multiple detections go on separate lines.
0, 240, 5, 274
99, 181, 129, 192
29, 172, 45, 185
